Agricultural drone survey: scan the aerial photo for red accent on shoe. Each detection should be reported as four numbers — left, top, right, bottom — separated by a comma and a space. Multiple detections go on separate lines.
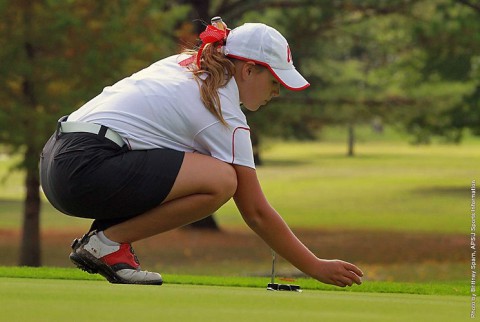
101, 244, 140, 269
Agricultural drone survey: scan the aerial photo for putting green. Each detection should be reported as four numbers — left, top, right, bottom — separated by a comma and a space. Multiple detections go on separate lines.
0, 277, 468, 321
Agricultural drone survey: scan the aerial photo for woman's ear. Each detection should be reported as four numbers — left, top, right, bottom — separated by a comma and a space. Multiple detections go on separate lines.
242, 61, 256, 79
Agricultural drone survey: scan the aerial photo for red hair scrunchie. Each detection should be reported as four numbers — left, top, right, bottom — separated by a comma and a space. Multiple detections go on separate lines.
196, 25, 227, 68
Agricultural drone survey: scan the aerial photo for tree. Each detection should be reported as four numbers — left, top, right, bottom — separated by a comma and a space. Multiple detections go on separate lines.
0, 0, 189, 266
216, 0, 480, 148
232, 1, 423, 154
431, 0, 480, 141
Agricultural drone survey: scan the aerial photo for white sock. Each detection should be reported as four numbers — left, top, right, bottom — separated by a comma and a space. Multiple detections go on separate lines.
97, 231, 120, 246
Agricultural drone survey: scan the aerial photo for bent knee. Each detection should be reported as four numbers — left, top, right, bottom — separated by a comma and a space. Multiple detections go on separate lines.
216, 163, 237, 199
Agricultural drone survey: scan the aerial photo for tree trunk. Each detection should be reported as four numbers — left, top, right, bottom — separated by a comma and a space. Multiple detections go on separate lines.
189, 0, 210, 24
347, 123, 355, 157
19, 1, 42, 265
19, 149, 42, 266
250, 129, 262, 166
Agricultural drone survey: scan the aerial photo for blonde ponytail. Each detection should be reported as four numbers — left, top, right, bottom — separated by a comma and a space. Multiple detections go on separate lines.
184, 42, 235, 125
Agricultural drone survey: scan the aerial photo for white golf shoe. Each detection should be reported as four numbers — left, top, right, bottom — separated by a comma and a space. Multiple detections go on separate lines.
69, 230, 163, 285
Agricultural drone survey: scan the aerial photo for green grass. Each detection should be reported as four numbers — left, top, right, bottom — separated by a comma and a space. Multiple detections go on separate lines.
0, 267, 470, 322
216, 136, 479, 234
0, 266, 468, 296
219, 124, 480, 234
1, 125, 478, 233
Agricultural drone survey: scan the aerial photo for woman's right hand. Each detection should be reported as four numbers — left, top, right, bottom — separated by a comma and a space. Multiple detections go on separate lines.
311, 259, 364, 287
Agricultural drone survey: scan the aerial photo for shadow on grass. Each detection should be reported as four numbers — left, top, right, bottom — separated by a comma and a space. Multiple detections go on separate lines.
413, 186, 478, 197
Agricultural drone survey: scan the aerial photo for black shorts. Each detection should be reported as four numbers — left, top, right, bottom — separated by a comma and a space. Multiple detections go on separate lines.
40, 131, 184, 227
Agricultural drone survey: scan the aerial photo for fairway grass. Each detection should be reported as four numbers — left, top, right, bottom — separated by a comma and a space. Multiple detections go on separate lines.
217, 140, 479, 234
0, 275, 469, 322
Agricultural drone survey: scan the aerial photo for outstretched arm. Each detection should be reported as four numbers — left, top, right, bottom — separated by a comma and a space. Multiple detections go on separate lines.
233, 164, 363, 287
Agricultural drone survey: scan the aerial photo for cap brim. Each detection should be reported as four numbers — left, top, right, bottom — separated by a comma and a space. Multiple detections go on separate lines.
225, 54, 310, 91
271, 67, 310, 91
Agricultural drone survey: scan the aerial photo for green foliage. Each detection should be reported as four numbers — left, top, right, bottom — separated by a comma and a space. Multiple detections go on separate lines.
399, 0, 480, 143
0, 2, 191, 264
1, 0, 479, 156
222, 0, 480, 144
451, 85, 480, 136
0, 1, 190, 166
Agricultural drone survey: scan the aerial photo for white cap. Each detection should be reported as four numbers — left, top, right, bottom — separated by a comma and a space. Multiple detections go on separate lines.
224, 23, 310, 91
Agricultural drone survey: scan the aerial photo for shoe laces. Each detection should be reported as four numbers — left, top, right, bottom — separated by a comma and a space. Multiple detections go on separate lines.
129, 245, 141, 266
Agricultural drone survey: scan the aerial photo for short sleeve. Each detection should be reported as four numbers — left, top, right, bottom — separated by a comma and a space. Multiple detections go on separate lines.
231, 127, 255, 168
194, 120, 255, 169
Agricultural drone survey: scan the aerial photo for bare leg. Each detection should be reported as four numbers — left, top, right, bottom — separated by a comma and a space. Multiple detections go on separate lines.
103, 152, 237, 243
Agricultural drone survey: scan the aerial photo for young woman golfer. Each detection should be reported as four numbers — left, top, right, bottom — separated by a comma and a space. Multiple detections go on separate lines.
40, 20, 363, 287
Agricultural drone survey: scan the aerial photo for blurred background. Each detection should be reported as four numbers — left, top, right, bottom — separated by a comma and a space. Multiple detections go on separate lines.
0, 0, 478, 284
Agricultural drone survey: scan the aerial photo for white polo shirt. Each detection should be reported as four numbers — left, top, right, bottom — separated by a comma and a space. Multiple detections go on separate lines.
68, 54, 255, 169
